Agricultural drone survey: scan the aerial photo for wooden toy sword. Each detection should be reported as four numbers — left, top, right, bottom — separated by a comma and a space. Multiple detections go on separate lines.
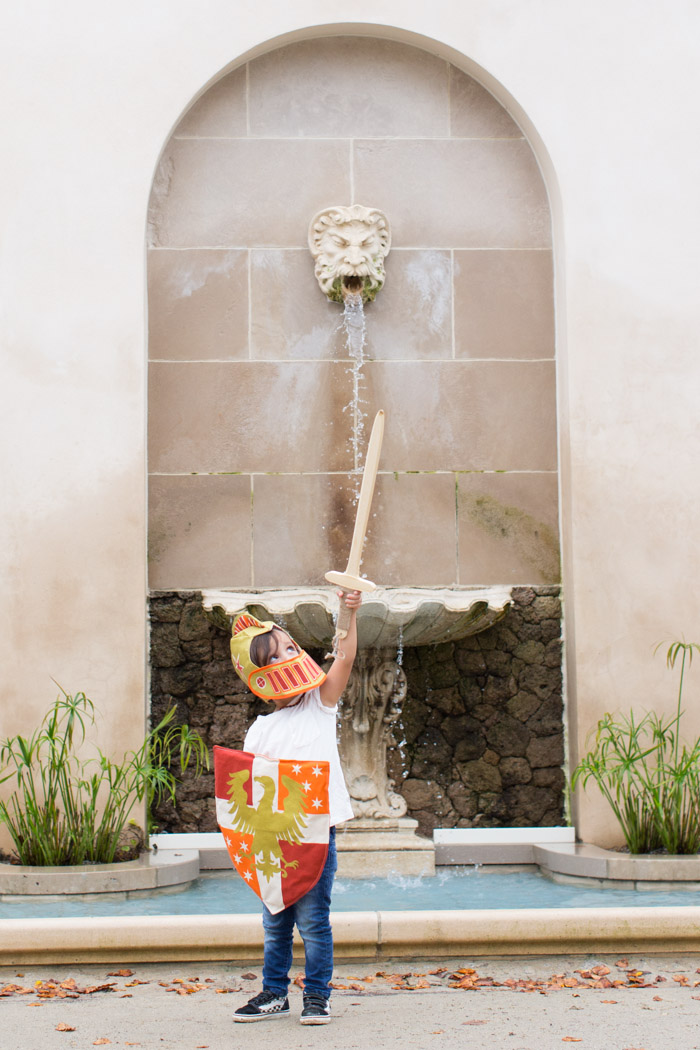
325, 409, 384, 651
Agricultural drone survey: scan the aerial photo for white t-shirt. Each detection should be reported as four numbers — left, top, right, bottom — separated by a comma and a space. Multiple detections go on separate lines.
243, 688, 354, 827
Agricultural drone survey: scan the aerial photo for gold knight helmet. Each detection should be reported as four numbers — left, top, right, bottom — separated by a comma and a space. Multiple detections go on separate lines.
230, 612, 326, 703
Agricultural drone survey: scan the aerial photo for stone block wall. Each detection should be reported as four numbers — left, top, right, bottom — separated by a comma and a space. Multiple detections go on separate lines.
148, 35, 558, 596
149, 586, 564, 835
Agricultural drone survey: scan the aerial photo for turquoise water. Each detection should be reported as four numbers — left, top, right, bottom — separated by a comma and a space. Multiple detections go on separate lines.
1, 867, 699, 919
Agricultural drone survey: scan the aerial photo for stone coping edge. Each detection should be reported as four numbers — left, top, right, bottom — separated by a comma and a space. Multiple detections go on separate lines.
436, 841, 700, 882
2, 907, 700, 965
0, 850, 199, 896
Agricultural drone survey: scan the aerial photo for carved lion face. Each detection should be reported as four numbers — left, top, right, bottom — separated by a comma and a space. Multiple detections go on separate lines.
308, 205, 391, 303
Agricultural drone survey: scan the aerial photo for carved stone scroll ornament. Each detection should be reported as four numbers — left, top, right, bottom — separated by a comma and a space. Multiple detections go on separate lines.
336, 649, 408, 819
308, 205, 391, 303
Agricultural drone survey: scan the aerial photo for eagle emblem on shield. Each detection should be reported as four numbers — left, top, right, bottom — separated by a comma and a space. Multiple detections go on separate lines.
213, 746, 330, 914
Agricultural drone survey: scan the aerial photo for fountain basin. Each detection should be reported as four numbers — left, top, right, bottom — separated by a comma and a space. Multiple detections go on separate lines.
202, 586, 513, 873
201, 586, 512, 649
3, 874, 700, 963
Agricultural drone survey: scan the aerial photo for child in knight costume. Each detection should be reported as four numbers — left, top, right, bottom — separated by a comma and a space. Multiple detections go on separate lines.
229, 590, 361, 1026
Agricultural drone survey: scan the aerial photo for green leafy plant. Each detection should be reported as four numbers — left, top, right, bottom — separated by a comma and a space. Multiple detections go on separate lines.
572, 641, 700, 854
0, 687, 209, 866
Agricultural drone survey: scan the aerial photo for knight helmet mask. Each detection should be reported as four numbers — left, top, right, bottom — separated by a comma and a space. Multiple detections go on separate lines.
230, 612, 326, 703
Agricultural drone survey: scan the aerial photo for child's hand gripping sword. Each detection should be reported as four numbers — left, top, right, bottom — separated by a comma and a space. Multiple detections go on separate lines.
325, 409, 384, 655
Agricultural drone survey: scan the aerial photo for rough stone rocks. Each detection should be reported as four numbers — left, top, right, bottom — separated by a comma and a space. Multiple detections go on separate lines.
148, 585, 565, 838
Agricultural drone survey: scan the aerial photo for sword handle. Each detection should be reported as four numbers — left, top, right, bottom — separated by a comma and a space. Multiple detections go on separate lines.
334, 602, 351, 642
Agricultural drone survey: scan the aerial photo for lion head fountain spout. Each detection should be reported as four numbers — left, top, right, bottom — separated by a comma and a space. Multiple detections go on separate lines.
308, 204, 391, 303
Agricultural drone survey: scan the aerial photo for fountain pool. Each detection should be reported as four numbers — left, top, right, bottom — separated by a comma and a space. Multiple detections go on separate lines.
1, 867, 699, 919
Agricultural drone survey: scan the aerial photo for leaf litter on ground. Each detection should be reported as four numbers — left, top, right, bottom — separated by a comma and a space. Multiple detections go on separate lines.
2, 961, 697, 1002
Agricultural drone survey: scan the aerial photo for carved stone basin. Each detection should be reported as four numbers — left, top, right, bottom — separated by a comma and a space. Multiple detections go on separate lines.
201, 586, 512, 876
201, 586, 512, 650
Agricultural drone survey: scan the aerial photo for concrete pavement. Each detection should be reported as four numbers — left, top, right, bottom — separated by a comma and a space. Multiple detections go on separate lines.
2, 954, 699, 1050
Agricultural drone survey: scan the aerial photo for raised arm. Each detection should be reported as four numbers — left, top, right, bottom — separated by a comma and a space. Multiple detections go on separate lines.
319, 590, 361, 707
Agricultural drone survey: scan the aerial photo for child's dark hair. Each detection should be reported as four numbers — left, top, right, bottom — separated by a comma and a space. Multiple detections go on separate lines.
250, 630, 274, 668
250, 627, 297, 668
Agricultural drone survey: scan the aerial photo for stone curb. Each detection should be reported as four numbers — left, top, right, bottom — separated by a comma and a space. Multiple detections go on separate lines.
2, 906, 700, 965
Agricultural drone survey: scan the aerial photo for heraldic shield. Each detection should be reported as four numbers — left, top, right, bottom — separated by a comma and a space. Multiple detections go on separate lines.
213, 745, 330, 914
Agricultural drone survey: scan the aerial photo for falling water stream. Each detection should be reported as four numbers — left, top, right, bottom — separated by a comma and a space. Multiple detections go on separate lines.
340, 292, 367, 491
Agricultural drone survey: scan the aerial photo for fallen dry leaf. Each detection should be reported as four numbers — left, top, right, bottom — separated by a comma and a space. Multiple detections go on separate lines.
125, 980, 149, 987
616, 958, 629, 968
119, 994, 132, 999
462, 1020, 488, 1025
431, 1031, 444, 1035
653, 996, 663, 1001
55, 1023, 76, 1032
601, 999, 618, 1004
241, 972, 257, 980
107, 969, 133, 977
93, 1041, 111, 1046
0, 984, 33, 996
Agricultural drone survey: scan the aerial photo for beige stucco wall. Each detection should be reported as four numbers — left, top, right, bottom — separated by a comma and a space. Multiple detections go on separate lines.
2, 2, 700, 846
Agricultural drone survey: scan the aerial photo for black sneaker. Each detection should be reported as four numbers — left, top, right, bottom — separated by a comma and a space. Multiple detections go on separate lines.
300, 992, 331, 1025
233, 989, 290, 1022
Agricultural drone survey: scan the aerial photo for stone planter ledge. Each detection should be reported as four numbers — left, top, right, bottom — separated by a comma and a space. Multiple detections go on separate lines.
434, 829, 700, 889
0, 849, 199, 897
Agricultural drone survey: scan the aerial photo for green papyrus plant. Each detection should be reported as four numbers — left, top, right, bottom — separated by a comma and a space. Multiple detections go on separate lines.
572, 641, 700, 854
0, 687, 209, 866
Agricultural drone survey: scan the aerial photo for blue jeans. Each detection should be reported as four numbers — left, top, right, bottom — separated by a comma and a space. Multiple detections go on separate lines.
262, 827, 337, 999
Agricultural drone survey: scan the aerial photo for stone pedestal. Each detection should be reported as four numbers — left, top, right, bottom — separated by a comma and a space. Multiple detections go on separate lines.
338, 649, 407, 820
335, 650, 436, 876
336, 818, 435, 877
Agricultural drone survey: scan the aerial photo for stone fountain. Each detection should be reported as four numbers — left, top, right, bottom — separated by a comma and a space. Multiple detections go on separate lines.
203, 585, 512, 874
204, 205, 513, 874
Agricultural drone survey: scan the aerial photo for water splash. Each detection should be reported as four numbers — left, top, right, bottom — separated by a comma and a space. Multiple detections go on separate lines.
395, 624, 404, 669
340, 292, 367, 493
